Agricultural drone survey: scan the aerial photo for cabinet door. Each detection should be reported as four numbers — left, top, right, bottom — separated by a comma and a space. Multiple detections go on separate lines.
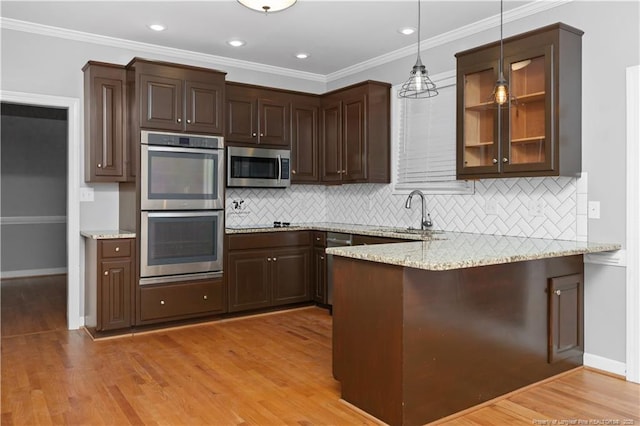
228, 250, 271, 312
548, 273, 583, 363
456, 61, 501, 177
84, 64, 126, 182
185, 79, 224, 134
342, 92, 367, 182
291, 102, 319, 182
321, 100, 343, 182
226, 94, 257, 144
313, 246, 327, 303
258, 97, 290, 147
503, 47, 553, 174
271, 247, 311, 306
99, 259, 131, 331
140, 74, 184, 131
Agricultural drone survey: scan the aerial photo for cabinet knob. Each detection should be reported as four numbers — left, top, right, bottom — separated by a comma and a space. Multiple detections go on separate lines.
260, 133, 264, 137
292, 170, 297, 175
492, 158, 498, 164
320, 256, 325, 260
160, 300, 165, 305
115, 247, 120, 252
186, 119, 192, 124
502, 157, 509, 163
554, 290, 562, 296
252, 132, 257, 137
97, 163, 102, 168
203, 295, 208, 300
104, 271, 108, 276
273, 257, 277, 261
267, 257, 272, 261
342, 170, 347, 174
177, 118, 182, 123
316, 237, 320, 241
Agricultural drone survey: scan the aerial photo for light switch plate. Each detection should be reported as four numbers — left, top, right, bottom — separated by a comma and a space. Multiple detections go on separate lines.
588, 201, 601, 219
79, 187, 94, 202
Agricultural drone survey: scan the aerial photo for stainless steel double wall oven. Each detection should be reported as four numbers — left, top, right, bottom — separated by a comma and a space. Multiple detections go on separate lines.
139, 131, 225, 284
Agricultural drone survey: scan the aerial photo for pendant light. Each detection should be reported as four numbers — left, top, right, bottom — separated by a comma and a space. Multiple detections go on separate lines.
237, 0, 296, 13
398, 0, 438, 99
493, 0, 509, 105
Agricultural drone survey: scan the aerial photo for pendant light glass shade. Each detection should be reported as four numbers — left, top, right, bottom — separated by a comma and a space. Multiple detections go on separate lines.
237, 0, 296, 13
492, 0, 509, 105
398, 0, 438, 99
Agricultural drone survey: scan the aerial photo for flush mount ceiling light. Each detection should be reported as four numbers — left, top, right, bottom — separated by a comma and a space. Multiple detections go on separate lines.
237, 0, 297, 13
398, 0, 438, 99
227, 39, 246, 47
147, 23, 166, 32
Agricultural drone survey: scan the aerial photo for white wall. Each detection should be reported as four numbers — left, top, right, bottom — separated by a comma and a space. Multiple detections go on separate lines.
1, 0, 637, 369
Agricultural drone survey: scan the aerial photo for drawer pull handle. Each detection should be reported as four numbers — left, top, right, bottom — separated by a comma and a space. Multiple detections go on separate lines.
115, 247, 120, 252
160, 300, 165, 305
203, 295, 208, 300
104, 271, 108, 276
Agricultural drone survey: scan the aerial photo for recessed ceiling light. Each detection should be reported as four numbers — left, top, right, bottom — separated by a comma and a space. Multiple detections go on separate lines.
295, 53, 309, 59
227, 39, 246, 47
147, 24, 167, 32
398, 27, 416, 35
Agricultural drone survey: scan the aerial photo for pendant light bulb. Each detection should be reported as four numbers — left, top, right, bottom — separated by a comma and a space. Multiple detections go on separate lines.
495, 74, 509, 105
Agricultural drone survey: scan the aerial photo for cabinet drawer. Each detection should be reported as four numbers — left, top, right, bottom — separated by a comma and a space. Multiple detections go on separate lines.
100, 239, 132, 258
312, 231, 326, 247
227, 230, 311, 250
140, 278, 225, 322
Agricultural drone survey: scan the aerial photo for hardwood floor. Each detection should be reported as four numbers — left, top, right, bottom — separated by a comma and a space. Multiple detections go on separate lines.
2, 276, 639, 425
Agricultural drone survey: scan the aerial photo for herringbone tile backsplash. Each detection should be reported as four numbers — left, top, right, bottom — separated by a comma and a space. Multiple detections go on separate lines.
227, 176, 586, 241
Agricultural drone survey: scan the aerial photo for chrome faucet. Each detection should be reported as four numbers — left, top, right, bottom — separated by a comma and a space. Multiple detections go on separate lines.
405, 190, 433, 230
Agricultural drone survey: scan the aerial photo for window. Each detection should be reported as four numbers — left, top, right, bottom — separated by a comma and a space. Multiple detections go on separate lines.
392, 71, 474, 194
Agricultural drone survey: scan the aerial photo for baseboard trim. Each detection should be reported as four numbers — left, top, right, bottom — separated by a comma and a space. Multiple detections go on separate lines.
583, 352, 626, 377
0, 267, 68, 279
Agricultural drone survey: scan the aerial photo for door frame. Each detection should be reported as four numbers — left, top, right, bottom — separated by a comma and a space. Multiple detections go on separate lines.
626, 65, 639, 383
0, 90, 82, 330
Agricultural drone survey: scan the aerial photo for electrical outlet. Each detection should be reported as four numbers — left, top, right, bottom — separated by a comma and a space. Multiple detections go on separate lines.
528, 199, 545, 217
485, 199, 498, 215
79, 187, 94, 202
588, 201, 601, 219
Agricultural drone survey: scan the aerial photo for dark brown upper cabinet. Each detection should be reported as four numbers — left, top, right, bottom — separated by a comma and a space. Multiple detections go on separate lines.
129, 58, 225, 135
225, 83, 290, 147
321, 81, 391, 184
291, 94, 320, 183
83, 62, 128, 182
456, 23, 583, 179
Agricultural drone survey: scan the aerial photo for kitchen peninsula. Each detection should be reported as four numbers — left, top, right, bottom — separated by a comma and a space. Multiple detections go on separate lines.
325, 231, 619, 425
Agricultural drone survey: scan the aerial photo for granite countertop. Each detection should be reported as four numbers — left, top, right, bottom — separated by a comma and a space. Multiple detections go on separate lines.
81, 230, 136, 239
226, 222, 620, 271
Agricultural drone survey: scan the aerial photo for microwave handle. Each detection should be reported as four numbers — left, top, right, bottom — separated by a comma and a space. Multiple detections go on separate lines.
277, 155, 282, 182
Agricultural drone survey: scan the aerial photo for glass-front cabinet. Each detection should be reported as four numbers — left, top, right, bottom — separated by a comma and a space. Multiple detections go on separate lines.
456, 23, 583, 179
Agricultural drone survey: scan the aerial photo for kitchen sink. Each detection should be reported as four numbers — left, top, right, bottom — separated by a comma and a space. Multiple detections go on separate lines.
374, 227, 445, 237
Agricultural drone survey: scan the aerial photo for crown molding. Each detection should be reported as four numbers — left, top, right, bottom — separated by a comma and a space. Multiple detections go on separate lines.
326, 0, 574, 82
1, 0, 572, 85
0, 17, 327, 83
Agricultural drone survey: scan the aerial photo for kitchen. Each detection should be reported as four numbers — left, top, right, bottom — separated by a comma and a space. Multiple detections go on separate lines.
1, 0, 639, 424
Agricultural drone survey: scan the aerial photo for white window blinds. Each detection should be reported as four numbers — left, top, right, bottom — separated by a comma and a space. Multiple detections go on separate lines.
394, 72, 472, 194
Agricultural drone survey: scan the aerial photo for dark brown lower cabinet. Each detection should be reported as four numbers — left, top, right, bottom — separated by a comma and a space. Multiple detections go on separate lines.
227, 231, 312, 313
332, 254, 585, 426
138, 277, 226, 324
313, 247, 327, 303
548, 273, 583, 363
84, 238, 134, 332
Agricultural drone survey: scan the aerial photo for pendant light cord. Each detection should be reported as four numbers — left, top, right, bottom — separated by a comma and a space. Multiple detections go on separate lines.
499, 0, 504, 73
417, 0, 421, 60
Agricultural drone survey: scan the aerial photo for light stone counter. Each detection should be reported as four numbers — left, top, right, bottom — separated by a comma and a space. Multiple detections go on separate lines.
325, 231, 620, 271
81, 230, 136, 239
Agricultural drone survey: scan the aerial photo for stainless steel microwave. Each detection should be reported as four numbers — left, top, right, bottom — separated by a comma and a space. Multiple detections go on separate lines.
226, 146, 291, 188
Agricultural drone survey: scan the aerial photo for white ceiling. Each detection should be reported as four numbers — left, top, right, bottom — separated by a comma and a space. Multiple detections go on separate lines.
1, 0, 534, 77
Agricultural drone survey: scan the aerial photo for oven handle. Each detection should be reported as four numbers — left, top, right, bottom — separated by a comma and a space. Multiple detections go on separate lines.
146, 211, 221, 218
139, 271, 223, 286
